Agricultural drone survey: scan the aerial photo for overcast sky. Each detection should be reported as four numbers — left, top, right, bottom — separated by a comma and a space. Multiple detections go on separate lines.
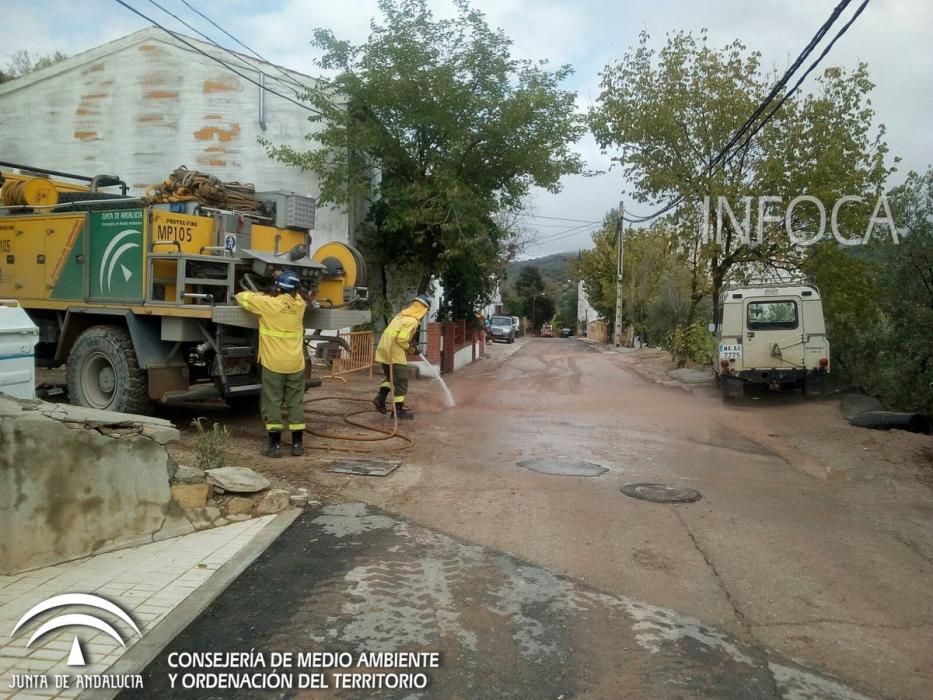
3, 0, 929, 258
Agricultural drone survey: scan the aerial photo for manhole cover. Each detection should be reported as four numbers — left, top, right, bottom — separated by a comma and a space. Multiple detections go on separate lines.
621, 483, 702, 503
325, 458, 401, 477
517, 458, 607, 477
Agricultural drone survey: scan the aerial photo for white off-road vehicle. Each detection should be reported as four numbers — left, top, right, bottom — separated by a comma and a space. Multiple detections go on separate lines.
712, 282, 830, 400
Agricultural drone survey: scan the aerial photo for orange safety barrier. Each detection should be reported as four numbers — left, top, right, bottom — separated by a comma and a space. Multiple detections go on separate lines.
329, 330, 376, 380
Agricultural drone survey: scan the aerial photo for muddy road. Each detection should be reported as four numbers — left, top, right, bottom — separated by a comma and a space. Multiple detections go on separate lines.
163, 338, 933, 699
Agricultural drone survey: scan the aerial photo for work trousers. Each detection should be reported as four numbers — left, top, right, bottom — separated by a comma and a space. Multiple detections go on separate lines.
260, 366, 306, 433
380, 363, 408, 404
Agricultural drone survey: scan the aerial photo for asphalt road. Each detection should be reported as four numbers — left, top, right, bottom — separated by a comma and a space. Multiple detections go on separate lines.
154, 338, 933, 699
131, 504, 870, 699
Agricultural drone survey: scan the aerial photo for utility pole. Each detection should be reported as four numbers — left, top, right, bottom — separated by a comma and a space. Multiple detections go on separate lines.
613, 200, 624, 346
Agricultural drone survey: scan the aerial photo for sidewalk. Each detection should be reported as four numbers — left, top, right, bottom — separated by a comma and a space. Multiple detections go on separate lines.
0, 515, 288, 699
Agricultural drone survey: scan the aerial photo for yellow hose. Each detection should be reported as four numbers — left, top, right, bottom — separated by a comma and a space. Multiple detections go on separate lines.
1, 177, 59, 206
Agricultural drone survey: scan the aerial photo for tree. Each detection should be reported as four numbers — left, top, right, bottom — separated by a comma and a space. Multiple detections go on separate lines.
556, 281, 579, 331
264, 0, 585, 319
589, 31, 893, 325
0, 50, 67, 83
805, 169, 933, 412
572, 217, 617, 322
574, 214, 702, 351
514, 266, 554, 330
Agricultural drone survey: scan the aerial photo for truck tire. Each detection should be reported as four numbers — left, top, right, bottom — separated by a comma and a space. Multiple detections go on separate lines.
66, 325, 152, 414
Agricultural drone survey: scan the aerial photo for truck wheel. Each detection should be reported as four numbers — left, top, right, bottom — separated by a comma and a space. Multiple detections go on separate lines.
66, 325, 151, 414
225, 395, 258, 412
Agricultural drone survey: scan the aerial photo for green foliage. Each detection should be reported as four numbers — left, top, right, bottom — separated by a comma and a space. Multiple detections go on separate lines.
191, 418, 230, 471
589, 30, 893, 313
264, 0, 585, 317
572, 216, 618, 322
501, 293, 524, 317
667, 322, 713, 368
0, 50, 67, 83
556, 281, 579, 330
506, 253, 572, 289
572, 214, 703, 345
805, 169, 933, 413
514, 266, 555, 329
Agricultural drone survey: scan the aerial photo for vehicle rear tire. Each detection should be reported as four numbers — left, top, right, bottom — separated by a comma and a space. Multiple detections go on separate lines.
803, 376, 825, 398
66, 325, 152, 414
720, 376, 744, 402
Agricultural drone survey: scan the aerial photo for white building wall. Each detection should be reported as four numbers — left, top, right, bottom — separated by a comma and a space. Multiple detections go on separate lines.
453, 343, 478, 371
481, 281, 503, 318
0, 29, 356, 248
577, 280, 599, 325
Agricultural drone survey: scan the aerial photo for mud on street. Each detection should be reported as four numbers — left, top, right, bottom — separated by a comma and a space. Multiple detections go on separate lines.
160, 338, 933, 699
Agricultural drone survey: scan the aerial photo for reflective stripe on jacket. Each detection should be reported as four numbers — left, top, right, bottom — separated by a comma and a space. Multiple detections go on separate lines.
375, 302, 427, 365
235, 291, 307, 374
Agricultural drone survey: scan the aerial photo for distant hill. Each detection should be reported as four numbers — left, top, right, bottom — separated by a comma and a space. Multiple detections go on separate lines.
504, 252, 577, 291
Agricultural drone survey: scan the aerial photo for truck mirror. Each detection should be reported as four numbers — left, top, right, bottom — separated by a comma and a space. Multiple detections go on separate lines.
708, 323, 716, 333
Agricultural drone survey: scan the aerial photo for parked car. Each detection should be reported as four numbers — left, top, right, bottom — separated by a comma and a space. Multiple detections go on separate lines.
559, 327, 572, 338
541, 323, 553, 337
488, 315, 516, 343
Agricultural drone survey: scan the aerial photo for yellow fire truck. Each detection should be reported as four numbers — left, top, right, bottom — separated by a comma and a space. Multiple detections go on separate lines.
0, 163, 369, 413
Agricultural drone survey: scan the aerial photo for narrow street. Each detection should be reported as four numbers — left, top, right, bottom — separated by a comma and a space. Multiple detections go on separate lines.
156, 338, 933, 699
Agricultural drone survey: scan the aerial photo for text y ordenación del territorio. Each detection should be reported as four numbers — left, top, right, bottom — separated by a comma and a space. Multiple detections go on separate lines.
166, 651, 442, 691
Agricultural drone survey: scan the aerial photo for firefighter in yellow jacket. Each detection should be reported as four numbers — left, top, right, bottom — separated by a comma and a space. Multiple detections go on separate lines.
373, 294, 432, 419
235, 270, 308, 458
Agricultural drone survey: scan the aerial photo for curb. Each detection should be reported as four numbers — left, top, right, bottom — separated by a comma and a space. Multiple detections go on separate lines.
86, 509, 303, 700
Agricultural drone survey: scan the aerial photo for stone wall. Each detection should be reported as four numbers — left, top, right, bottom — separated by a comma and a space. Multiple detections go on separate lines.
0, 394, 191, 574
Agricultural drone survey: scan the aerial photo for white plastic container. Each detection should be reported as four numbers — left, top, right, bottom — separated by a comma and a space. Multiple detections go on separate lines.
0, 300, 39, 400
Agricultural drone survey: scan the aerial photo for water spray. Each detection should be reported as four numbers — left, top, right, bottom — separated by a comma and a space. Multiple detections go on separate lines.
418, 352, 456, 408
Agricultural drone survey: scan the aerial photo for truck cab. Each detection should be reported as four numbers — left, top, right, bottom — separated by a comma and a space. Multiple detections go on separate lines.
713, 282, 830, 400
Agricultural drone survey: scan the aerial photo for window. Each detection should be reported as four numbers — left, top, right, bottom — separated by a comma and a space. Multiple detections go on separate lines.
746, 300, 798, 330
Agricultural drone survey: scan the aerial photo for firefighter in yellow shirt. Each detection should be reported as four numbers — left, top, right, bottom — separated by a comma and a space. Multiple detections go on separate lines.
373, 294, 432, 419
235, 270, 308, 457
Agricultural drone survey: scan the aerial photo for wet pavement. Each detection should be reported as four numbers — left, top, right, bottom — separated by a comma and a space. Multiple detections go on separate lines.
129, 504, 870, 699
163, 338, 933, 699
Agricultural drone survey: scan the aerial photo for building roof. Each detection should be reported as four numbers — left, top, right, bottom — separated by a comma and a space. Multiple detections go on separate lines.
0, 26, 320, 97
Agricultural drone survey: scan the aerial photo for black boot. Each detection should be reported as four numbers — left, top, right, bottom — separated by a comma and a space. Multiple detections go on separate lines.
291, 430, 304, 457
395, 404, 415, 420
261, 431, 282, 458
373, 386, 389, 414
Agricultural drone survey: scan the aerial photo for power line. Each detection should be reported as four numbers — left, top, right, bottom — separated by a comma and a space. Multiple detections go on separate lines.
708, 0, 855, 171
621, 0, 863, 225
111, 0, 327, 118
527, 224, 602, 247
533, 220, 600, 242
517, 213, 602, 224
143, 0, 307, 98
730, 0, 870, 159
176, 0, 310, 94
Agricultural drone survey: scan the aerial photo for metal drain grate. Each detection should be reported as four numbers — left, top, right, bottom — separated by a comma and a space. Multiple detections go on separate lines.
517, 458, 607, 477
325, 458, 401, 477
621, 483, 702, 503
